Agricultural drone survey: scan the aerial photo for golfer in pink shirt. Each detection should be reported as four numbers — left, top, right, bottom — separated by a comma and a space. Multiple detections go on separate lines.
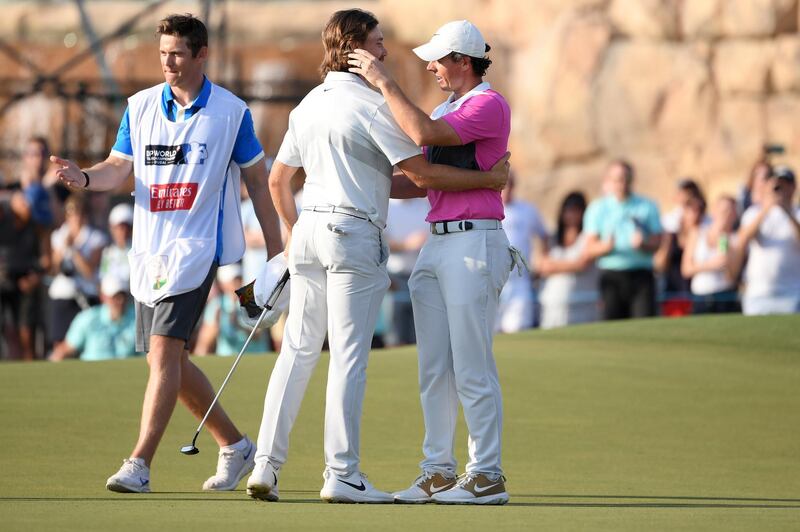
350, 20, 514, 505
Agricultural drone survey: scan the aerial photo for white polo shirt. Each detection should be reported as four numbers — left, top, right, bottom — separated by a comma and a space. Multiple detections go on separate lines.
276, 72, 421, 228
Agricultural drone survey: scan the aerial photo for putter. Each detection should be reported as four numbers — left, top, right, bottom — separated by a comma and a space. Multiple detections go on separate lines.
180, 269, 290, 455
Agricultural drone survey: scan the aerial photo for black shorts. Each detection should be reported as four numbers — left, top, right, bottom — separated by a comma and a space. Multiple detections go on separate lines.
135, 263, 217, 353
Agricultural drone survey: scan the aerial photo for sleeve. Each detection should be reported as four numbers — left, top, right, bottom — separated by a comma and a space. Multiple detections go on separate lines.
232, 109, 265, 168
65, 309, 89, 352
583, 201, 601, 236
441, 95, 504, 145
369, 104, 423, 165
645, 200, 663, 234
740, 206, 758, 227
275, 113, 303, 167
110, 107, 134, 161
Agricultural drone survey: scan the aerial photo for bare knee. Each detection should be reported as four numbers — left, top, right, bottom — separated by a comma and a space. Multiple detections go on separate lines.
146, 335, 187, 370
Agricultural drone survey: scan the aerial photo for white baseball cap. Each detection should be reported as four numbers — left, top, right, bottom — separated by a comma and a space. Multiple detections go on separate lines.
101, 275, 129, 297
413, 20, 487, 62
108, 203, 134, 226
217, 263, 243, 284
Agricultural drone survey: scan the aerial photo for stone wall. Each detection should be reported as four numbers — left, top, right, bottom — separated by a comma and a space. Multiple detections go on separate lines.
2, 0, 799, 219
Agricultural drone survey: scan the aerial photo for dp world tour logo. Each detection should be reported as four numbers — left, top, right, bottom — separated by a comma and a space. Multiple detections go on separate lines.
145, 142, 208, 166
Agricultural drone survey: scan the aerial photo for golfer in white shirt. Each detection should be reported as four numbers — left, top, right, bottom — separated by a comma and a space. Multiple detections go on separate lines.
245, 8, 508, 504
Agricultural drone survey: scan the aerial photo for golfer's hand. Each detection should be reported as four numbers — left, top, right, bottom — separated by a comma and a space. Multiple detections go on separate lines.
487, 152, 511, 191
348, 49, 390, 89
50, 156, 87, 190
282, 232, 292, 259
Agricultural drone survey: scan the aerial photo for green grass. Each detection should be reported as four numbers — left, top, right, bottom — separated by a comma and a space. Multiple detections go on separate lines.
1, 314, 799, 531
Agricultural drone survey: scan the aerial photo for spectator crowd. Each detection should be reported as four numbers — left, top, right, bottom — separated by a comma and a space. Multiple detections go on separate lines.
1, 137, 798, 362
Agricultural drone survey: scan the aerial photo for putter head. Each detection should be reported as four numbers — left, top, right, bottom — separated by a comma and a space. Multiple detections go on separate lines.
180, 444, 199, 455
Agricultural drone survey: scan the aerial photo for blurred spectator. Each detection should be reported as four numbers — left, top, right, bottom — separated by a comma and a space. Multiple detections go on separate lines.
384, 198, 429, 346
100, 203, 133, 285
584, 160, 663, 320
681, 195, 740, 314
0, 137, 57, 360
537, 192, 599, 329
18, 136, 56, 231
661, 178, 709, 234
0, 191, 45, 360
655, 187, 706, 316
48, 195, 107, 354
496, 175, 549, 332
195, 263, 269, 356
737, 159, 772, 216
49, 275, 136, 361
732, 166, 800, 315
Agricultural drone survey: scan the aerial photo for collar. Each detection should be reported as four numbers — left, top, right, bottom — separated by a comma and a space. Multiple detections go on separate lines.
446, 81, 491, 108
324, 71, 369, 87
162, 76, 211, 111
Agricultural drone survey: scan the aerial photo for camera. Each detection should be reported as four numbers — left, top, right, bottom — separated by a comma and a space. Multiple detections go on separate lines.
764, 143, 786, 155
60, 257, 76, 277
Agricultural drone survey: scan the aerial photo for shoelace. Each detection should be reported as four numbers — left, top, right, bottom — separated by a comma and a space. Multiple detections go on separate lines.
454, 472, 478, 488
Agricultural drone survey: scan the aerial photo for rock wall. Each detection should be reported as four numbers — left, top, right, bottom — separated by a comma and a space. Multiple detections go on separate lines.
2, 0, 799, 219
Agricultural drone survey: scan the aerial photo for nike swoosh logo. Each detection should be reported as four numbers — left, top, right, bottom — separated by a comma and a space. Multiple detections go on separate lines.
273, 472, 278, 486
243, 447, 252, 461
473, 482, 500, 494
429, 482, 451, 494
140, 478, 149, 487
337, 479, 366, 491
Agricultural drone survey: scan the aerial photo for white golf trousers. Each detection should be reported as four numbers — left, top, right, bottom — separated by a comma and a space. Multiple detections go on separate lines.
409, 228, 512, 476
255, 211, 390, 475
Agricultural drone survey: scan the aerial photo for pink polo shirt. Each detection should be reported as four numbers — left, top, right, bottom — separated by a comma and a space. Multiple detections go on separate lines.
425, 84, 510, 223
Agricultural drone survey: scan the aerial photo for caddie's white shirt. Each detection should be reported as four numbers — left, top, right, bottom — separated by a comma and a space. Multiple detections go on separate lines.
127, 83, 249, 305
276, 72, 421, 228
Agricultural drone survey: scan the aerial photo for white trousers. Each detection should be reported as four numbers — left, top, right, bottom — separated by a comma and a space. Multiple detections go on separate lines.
255, 211, 390, 475
409, 228, 512, 476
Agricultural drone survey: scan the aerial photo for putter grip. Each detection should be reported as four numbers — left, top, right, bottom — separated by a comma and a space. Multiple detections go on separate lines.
265, 269, 291, 310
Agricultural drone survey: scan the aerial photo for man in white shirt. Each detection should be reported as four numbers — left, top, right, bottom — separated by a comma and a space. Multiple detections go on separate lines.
497, 175, 548, 332
51, 14, 282, 494
732, 166, 800, 315
245, 8, 508, 504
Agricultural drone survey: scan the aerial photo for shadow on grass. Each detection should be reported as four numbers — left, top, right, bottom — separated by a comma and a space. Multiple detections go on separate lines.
2, 492, 799, 509
506, 493, 800, 509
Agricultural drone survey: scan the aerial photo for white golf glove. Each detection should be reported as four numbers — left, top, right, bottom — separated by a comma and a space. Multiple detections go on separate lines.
235, 254, 290, 330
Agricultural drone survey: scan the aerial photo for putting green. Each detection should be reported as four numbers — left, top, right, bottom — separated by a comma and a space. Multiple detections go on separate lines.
1, 314, 798, 531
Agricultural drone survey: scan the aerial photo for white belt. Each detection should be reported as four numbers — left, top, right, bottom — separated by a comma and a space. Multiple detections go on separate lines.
303, 205, 383, 229
430, 219, 501, 235
304, 205, 370, 220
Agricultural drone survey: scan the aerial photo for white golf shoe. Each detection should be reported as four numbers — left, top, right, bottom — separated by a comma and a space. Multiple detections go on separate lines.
246, 460, 280, 502
393, 470, 457, 503
202, 437, 255, 491
106, 458, 151, 493
319, 469, 394, 504
432, 472, 509, 505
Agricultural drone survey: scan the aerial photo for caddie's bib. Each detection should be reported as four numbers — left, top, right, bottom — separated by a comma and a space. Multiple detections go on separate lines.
127, 82, 247, 306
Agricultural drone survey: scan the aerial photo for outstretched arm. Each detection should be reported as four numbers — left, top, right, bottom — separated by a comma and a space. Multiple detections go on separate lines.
50, 155, 132, 192
396, 153, 509, 193
349, 49, 462, 147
